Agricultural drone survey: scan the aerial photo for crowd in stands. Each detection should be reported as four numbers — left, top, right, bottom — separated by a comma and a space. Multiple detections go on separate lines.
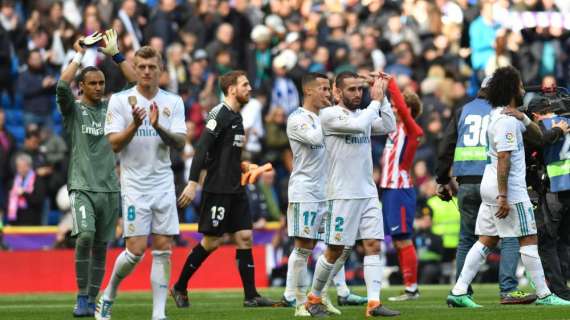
0, 0, 569, 283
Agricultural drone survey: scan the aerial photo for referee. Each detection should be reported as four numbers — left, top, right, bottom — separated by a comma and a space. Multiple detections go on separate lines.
174, 70, 275, 307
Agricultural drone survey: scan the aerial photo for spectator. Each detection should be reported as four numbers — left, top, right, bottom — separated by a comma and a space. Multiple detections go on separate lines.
6, 153, 46, 226
0, 108, 15, 215
17, 49, 56, 127
206, 23, 236, 66
270, 51, 299, 115
247, 25, 273, 92
165, 42, 190, 94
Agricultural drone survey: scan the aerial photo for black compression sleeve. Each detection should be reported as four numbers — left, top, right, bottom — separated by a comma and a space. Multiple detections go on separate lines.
188, 132, 216, 182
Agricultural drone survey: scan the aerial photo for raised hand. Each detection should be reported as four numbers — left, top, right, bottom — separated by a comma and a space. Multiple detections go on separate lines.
100, 28, 119, 56
80, 31, 103, 48
370, 77, 386, 102
149, 101, 159, 128
73, 37, 86, 54
132, 106, 146, 128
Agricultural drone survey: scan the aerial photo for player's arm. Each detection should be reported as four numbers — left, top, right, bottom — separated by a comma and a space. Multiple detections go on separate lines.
57, 38, 87, 115
100, 29, 137, 83
371, 96, 396, 135
178, 114, 223, 207
321, 103, 380, 135
494, 117, 519, 219
286, 114, 323, 145
149, 99, 186, 151
502, 107, 543, 146
386, 77, 423, 137
496, 150, 511, 219
105, 95, 146, 153
435, 106, 462, 200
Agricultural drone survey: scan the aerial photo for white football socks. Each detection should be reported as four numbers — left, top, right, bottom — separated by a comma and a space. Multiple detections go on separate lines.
452, 241, 489, 295
284, 247, 311, 304
363, 255, 382, 302
103, 249, 142, 301
520, 245, 551, 298
151, 250, 171, 320
311, 255, 334, 297
331, 247, 352, 298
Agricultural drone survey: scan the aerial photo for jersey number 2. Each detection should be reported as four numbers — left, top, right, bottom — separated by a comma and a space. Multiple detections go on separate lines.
463, 115, 489, 147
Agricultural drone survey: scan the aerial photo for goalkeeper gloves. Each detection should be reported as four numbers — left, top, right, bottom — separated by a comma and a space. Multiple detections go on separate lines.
240, 162, 273, 186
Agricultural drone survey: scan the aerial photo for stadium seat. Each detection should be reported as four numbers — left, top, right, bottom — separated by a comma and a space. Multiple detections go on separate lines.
4, 109, 23, 126
6, 124, 24, 144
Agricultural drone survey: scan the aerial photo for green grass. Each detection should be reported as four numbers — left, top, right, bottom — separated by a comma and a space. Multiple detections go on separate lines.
1, 285, 569, 319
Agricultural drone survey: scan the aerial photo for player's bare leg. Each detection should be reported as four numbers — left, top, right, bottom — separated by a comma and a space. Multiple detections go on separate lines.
362, 239, 400, 317
95, 236, 146, 320
235, 230, 276, 307
171, 235, 222, 308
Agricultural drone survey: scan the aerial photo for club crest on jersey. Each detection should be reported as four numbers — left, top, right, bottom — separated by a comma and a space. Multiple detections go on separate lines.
106, 113, 113, 125
162, 106, 171, 117
335, 233, 342, 242
303, 226, 311, 235
128, 223, 135, 233
206, 119, 217, 131
505, 132, 514, 143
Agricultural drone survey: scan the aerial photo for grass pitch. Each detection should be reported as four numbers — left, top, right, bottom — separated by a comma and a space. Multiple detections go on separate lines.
1, 284, 568, 319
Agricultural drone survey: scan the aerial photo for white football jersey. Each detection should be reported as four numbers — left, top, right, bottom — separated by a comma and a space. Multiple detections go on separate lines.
105, 86, 187, 195
320, 98, 395, 200
480, 107, 529, 204
287, 107, 326, 202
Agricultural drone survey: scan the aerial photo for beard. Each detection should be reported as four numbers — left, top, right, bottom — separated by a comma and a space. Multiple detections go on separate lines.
341, 96, 360, 110
236, 93, 250, 105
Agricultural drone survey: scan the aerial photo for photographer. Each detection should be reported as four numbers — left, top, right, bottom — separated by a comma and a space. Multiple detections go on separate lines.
526, 94, 570, 300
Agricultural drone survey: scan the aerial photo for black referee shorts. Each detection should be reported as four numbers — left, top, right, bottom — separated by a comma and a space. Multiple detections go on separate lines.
198, 192, 253, 236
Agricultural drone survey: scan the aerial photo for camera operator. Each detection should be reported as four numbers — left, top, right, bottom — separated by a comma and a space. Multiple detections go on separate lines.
525, 95, 570, 299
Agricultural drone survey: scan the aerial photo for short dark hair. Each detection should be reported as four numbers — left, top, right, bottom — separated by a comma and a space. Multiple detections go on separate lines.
219, 70, 247, 95
77, 66, 102, 83
335, 71, 359, 89
302, 72, 328, 91
486, 66, 522, 107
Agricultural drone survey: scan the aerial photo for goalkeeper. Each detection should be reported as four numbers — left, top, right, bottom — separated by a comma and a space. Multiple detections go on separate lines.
56, 30, 136, 317
174, 71, 276, 308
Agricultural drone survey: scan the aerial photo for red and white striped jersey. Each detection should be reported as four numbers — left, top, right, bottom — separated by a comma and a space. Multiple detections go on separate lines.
379, 79, 424, 189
